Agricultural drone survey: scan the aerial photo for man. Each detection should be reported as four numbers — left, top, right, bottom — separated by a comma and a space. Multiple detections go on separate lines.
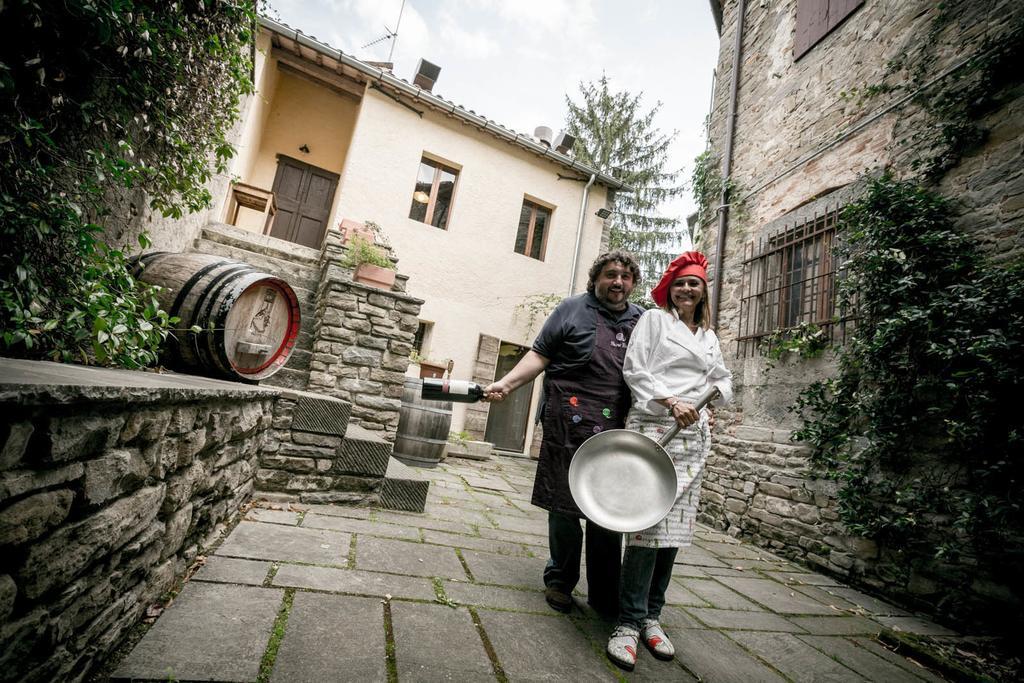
484, 250, 643, 617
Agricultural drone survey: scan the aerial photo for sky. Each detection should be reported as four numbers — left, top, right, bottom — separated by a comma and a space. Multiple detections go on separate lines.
265, 0, 721, 241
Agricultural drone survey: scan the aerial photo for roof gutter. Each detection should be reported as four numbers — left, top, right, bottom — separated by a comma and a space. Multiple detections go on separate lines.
259, 17, 632, 193
711, 0, 745, 328
568, 174, 597, 295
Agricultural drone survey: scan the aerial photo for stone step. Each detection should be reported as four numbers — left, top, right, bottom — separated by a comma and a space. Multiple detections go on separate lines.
202, 222, 320, 268
192, 237, 320, 293
279, 388, 353, 438
379, 457, 429, 512
335, 423, 392, 478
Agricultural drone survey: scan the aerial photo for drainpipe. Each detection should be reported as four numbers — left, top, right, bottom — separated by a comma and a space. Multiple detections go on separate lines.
568, 173, 597, 296
711, 0, 745, 328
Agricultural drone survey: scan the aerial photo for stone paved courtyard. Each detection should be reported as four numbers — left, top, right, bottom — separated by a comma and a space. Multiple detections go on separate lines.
110, 454, 959, 682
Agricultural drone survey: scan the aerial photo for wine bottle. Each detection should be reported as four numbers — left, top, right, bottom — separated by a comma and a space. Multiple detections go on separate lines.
421, 378, 485, 403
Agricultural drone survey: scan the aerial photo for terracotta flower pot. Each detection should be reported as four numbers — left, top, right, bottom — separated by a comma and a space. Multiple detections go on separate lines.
339, 218, 376, 244
418, 361, 447, 379
353, 263, 396, 290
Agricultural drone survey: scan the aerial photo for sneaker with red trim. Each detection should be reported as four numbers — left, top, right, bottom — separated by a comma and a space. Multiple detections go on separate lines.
606, 624, 640, 671
640, 618, 674, 660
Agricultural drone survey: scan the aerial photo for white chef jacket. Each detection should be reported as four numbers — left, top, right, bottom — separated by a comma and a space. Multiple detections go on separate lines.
622, 308, 733, 415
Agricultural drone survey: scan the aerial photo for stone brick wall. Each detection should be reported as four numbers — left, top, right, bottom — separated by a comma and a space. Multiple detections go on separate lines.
0, 360, 277, 682
306, 230, 424, 438
254, 390, 392, 505
464, 334, 499, 441
698, 0, 1024, 627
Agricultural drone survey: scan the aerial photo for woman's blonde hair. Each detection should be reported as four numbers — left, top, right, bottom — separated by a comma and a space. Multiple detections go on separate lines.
662, 278, 712, 330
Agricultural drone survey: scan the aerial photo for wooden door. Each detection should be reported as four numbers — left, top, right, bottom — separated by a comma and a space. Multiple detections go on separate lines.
270, 155, 339, 249
485, 342, 534, 452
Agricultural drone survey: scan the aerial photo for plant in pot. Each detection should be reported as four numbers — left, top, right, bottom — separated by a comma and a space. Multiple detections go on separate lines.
409, 349, 447, 379
342, 234, 396, 290
446, 430, 493, 461
338, 218, 376, 244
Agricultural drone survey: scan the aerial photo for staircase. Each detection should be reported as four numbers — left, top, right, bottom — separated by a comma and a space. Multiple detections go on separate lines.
192, 223, 428, 512
194, 222, 319, 391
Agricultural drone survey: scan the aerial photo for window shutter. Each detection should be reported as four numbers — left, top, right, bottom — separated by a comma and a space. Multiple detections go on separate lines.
794, 0, 864, 60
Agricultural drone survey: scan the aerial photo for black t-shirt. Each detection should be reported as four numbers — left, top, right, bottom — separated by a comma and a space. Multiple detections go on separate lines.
531, 292, 643, 376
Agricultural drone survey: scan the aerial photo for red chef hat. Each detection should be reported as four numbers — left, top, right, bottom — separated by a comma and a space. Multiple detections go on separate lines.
650, 251, 709, 307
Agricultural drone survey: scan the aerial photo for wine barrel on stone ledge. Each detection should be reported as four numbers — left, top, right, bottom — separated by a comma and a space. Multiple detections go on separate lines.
134, 251, 300, 382
393, 378, 452, 467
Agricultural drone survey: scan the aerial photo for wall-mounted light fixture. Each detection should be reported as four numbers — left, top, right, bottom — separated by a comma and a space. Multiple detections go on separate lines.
595, 208, 612, 219
412, 190, 430, 204
299, 144, 311, 154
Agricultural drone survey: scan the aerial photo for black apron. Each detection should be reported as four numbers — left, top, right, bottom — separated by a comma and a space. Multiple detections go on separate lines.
532, 312, 634, 515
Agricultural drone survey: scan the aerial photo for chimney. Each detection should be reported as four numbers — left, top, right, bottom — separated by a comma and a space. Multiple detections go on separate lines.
534, 126, 554, 148
554, 130, 575, 155
413, 58, 441, 91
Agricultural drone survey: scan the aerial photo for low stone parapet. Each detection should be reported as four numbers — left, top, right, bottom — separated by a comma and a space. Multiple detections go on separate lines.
0, 359, 278, 682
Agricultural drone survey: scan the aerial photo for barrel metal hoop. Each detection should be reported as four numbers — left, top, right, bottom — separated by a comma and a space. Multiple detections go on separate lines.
197, 267, 257, 375
171, 260, 234, 323
159, 256, 231, 368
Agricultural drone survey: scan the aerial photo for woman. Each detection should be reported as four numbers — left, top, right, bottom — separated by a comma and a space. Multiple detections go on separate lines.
605, 251, 732, 671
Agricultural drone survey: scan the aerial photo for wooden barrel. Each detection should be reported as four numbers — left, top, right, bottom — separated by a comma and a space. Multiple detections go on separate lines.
134, 252, 300, 382
393, 378, 453, 467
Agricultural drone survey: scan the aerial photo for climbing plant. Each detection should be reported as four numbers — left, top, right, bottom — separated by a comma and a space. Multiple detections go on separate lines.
0, 0, 258, 367
850, 3, 1024, 181
758, 322, 830, 372
790, 174, 1024, 559
689, 149, 746, 248
514, 293, 562, 335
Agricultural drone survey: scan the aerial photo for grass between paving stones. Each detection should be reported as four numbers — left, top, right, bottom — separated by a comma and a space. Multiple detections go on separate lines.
256, 588, 295, 683
382, 600, 399, 683
431, 578, 459, 608
263, 563, 280, 587
467, 606, 508, 683
453, 548, 477, 582
347, 535, 358, 567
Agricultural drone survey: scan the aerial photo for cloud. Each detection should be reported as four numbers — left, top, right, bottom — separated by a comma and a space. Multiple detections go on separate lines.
437, 12, 500, 59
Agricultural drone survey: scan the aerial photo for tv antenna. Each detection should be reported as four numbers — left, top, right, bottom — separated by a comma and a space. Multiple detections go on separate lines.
359, 0, 408, 63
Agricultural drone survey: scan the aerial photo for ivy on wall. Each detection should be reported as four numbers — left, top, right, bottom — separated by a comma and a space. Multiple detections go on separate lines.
860, 3, 1024, 180
0, 0, 257, 367
790, 175, 1023, 560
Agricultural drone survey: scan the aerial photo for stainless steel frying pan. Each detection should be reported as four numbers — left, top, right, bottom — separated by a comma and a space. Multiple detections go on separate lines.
568, 385, 721, 533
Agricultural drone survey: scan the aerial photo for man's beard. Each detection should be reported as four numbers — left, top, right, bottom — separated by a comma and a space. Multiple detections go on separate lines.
596, 290, 628, 311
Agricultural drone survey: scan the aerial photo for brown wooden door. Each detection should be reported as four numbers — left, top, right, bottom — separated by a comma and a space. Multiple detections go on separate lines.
270, 155, 339, 249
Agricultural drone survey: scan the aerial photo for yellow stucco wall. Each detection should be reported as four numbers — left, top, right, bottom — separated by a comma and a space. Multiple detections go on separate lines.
334, 89, 610, 442
229, 62, 360, 232
222, 44, 612, 449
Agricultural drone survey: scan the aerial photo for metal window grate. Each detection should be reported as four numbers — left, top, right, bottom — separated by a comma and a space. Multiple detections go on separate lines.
736, 206, 853, 357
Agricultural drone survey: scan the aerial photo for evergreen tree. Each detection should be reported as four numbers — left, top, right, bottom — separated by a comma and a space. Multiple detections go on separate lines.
565, 75, 686, 296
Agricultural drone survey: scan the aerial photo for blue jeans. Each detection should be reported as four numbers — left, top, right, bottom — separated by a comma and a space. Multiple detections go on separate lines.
543, 511, 622, 613
618, 545, 678, 628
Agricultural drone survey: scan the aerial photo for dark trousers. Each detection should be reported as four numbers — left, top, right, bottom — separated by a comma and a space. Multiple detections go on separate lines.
618, 545, 679, 627
543, 511, 622, 613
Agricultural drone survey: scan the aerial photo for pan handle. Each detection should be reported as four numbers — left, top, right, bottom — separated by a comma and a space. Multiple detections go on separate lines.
656, 385, 722, 448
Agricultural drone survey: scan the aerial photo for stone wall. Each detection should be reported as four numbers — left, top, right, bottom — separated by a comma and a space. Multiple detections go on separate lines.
0, 360, 277, 683
464, 334, 499, 441
306, 230, 424, 438
698, 0, 1024, 628
255, 390, 392, 505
